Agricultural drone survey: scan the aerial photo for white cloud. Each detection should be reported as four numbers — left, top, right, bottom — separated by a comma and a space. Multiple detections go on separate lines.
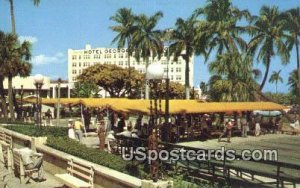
32, 53, 66, 65
19, 36, 38, 44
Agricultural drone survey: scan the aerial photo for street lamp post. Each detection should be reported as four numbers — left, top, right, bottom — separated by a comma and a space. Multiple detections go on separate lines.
165, 46, 170, 142
146, 63, 165, 182
33, 74, 44, 128
56, 78, 62, 126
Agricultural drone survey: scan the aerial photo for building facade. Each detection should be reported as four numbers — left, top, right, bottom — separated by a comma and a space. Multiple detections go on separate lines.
68, 44, 194, 87
3, 76, 70, 99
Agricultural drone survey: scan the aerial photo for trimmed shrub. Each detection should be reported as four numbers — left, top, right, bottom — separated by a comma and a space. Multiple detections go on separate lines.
0, 119, 34, 125
4, 125, 68, 137
46, 136, 141, 177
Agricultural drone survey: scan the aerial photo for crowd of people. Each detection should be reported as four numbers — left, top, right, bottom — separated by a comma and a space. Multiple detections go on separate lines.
65, 107, 299, 152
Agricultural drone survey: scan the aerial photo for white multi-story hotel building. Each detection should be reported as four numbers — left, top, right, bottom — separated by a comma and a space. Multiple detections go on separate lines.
68, 44, 194, 87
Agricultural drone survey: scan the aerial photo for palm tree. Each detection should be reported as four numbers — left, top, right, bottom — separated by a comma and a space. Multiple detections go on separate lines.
8, 0, 40, 33
288, 69, 298, 96
195, 0, 250, 56
131, 12, 164, 99
208, 52, 256, 102
168, 15, 208, 99
248, 6, 289, 91
284, 7, 300, 97
5, 0, 39, 121
0, 33, 8, 120
269, 70, 283, 94
0, 31, 32, 121
110, 8, 137, 95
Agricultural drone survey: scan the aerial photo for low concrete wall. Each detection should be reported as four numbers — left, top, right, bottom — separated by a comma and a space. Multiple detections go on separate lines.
0, 126, 142, 188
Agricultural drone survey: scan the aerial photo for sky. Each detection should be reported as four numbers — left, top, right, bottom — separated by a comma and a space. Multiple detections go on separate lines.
0, 0, 299, 93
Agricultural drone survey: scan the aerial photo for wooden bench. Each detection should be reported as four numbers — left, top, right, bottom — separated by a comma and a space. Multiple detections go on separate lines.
12, 149, 40, 184
0, 131, 13, 172
55, 158, 94, 188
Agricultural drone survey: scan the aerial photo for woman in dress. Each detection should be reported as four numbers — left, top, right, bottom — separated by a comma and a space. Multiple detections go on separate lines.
68, 119, 75, 139
255, 119, 261, 136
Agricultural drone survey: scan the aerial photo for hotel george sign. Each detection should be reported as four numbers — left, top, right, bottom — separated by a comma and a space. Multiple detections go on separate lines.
84, 48, 128, 54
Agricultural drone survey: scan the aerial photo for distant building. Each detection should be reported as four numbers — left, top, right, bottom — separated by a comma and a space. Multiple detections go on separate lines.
2, 76, 70, 99
68, 44, 194, 88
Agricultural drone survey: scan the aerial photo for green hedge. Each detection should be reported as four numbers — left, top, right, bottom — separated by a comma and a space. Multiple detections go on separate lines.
4, 125, 68, 137
0, 119, 34, 125
46, 136, 141, 177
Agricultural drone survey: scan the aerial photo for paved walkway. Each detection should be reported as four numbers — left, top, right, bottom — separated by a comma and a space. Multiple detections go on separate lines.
0, 163, 63, 188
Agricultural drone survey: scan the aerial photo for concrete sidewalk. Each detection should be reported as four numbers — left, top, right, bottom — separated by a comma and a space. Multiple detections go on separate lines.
0, 163, 63, 188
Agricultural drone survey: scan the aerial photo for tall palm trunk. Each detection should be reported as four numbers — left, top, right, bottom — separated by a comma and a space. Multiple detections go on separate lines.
127, 42, 131, 97
260, 52, 271, 91
184, 51, 190, 99
0, 76, 8, 120
145, 57, 150, 100
9, 0, 16, 33
296, 35, 300, 100
8, 0, 16, 121
8, 76, 15, 121
275, 82, 278, 94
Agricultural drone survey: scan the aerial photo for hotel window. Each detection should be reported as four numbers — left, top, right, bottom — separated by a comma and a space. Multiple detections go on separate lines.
107, 54, 112, 58
176, 68, 181, 72
171, 75, 174, 80
79, 62, 81, 67
79, 69, 82, 74
119, 53, 124, 58
72, 55, 76, 60
119, 61, 123, 66
177, 60, 181, 64
164, 68, 167, 73
161, 60, 166, 65
94, 54, 101, 59
171, 68, 174, 72
125, 61, 128, 66
176, 75, 181, 80
79, 55, 81, 60
114, 54, 116, 58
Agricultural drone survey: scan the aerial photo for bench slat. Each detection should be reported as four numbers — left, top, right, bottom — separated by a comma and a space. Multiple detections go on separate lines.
68, 162, 93, 174
67, 167, 92, 182
55, 173, 91, 188
56, 158, 94, 188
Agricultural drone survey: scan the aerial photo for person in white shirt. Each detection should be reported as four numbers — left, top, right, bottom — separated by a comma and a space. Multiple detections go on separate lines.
14, 140, 45, 181
117, 124, 138, 138
68, 119, 75, 139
